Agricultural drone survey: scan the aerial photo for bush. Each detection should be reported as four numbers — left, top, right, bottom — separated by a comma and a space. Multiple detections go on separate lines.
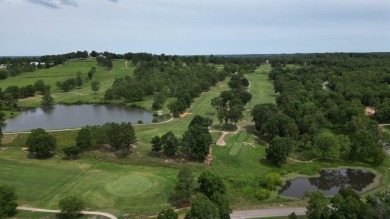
0, 185, 18, 218
255, 189, 270, 200
260, 172, 284, 191
137, 120, 143, 124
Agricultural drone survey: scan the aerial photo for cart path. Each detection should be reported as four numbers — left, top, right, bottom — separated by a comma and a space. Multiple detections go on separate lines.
17, 206, 117, 219
231, 207, 306, 219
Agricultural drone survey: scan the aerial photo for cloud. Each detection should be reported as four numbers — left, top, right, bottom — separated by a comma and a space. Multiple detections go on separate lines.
26, 0, 59, 8
25, 0, 78, 9
108, 0, 118, 2
60, 0, 77, 7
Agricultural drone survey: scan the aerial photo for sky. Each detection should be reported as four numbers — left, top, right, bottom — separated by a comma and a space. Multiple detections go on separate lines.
0, 0, 389, 56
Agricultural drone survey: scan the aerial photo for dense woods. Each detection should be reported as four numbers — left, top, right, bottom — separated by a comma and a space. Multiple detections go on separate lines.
253, 53, 390, 165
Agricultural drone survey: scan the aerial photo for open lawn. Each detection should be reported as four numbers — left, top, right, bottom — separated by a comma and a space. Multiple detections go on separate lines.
0, 147, 178, 216
0, 59, 134, 107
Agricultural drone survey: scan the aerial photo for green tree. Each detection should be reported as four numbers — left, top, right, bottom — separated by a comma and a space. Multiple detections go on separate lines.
0, 185, 18, 218
91, 81, 100, 93
198, 170, 226, 198
104, 122, 136, 151
182, 125, 212, 160
189, 115, 213, 128
210, 192, 232, 219
185, 195, 220, 219
34, 79, 46, 94
173, 165, 196, 206
314, 132, 340, 159
151, 135, 162, 152
251, 103, 279, 131
158, 208, 178, 219
41, 92, 54, 108
266, 137, 292, 166
59, 195, 85, 219
288, 212, 298, 219
330, 187, 370, 219
161, 131, 179, 156
63, 146, 81, 159
305, 191, 330, 219
76, 126, 93, 151
26, 128, 57, 158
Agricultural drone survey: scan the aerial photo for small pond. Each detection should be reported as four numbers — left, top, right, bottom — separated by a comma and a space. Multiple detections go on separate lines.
279, 169, 375, 199
1, 104, 153, 133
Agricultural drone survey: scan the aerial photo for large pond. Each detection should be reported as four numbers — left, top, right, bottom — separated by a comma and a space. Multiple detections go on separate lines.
1, 104, 153, 133
279, 169, 375, 199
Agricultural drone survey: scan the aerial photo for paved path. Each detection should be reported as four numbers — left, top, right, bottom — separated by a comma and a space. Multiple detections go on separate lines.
17, 206, 117, 219
231, 207, 306, 219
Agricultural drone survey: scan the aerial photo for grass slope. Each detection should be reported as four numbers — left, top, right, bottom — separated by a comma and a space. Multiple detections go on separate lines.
0, 60, 134, 107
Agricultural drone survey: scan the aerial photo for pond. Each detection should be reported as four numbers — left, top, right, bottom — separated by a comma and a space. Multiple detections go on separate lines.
1, 104, 153, 133
279, 169, 375, 199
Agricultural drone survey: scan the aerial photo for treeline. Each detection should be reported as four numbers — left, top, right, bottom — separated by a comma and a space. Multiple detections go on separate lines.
24, 122, 136, 159
0, 80, 49, 108
252, 54, 390, 165
0, 51, 92, 79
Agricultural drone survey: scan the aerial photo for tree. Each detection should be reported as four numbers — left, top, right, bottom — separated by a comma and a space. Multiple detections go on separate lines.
210, 192, 232, 219
288, 212, 298, 219
63, 146, 81, 159
260, 172, 284, 190
185, 195, 220, 219
76, 126, 93, 151
26, 128, 57, 158
151, 135, 162, 152
59, 195, 85, 219
158, 208, 178, 219
305, 191, 330, 219
0, 185, 18, 218
91, 81, 100, 93
41, 92, 54, 108
76, 71, 83, 88
173, 165, 196, 206
198, 170, 226, 199
189, 115, 213, 128
161, 131, 179, 156
266, 136, 292, 166
251, 103, 279, 131
330, 187, 370, 219
34, 79, 46, 94
0, 127, 3, 147
104, 122, 136, 151
182, 125, 212, 160
314, 132, 340, 159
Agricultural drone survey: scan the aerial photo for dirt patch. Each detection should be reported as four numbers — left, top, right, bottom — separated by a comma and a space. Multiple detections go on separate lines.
365, 107, 376, 116
216, 132, 228, 146
243, 142, 257, 148
1, 134, 18, 145
179, 112, 192, 118
205, 145, 213, 167
21, 147, 28, 152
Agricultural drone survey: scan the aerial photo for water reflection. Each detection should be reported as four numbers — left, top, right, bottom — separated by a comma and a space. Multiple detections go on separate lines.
1, 104, 153, 132
279, 169, 375, 199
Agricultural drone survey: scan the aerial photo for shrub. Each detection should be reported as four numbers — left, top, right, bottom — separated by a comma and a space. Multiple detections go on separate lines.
260, 172, 284, 191
255, 189, 270, 200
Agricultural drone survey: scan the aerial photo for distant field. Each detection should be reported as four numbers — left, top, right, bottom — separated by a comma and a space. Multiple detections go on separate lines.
0, 59, 134, 107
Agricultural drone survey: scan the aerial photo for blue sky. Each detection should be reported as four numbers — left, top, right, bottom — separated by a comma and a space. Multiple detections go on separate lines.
0, 0, 389, 55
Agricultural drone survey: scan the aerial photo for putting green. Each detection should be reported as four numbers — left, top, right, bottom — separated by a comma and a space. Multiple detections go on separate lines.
105, 174, 153, 197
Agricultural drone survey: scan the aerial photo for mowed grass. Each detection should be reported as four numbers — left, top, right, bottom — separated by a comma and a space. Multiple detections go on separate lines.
0, 148, 178, 215
0, 59, 134, 107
